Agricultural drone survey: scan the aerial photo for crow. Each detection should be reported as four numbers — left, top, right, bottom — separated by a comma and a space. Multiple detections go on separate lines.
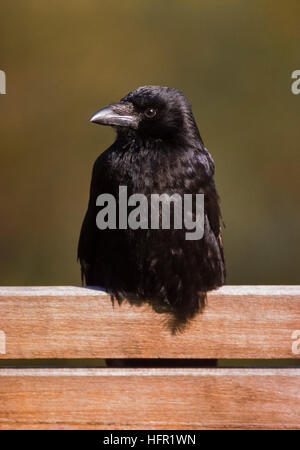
78, 86, 225, 333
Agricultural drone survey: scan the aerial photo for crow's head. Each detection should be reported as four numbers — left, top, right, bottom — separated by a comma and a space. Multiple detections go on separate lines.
90, 86, 202, 143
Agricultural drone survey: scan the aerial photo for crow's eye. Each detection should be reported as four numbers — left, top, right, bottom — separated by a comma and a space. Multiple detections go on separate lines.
144, 108, 157, 118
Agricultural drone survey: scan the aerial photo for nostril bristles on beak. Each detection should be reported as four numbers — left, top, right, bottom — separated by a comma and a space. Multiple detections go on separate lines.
90, 103, 138, 129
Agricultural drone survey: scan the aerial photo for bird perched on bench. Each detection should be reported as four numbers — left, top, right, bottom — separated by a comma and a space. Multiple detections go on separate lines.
78, 86, 225, 333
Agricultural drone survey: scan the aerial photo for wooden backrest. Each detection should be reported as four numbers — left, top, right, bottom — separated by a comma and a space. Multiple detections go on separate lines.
0, 286, 299, 429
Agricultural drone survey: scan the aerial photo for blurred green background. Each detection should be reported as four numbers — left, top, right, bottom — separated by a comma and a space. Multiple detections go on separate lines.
0, 0, 300, 287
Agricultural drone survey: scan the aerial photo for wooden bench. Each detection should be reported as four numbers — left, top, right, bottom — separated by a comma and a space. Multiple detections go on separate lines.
0, 286, 299, 429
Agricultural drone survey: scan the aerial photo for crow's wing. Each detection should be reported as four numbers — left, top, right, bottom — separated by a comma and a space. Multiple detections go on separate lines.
198, 147, 225, 279
78, 151, 108, 285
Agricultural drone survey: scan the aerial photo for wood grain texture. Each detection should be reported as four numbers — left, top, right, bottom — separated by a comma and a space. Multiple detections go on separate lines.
0, 368, 299, 429
0, 286, 299, 359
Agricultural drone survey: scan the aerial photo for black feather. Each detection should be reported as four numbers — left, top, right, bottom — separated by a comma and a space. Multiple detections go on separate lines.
78, 86, 225, 332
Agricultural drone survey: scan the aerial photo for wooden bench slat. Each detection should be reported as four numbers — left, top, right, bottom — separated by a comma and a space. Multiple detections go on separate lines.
0, 286, 299, 359
0, 368, 299, 429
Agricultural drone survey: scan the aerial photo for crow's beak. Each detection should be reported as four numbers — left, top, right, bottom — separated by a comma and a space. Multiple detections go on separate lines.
90, 102, 139, 129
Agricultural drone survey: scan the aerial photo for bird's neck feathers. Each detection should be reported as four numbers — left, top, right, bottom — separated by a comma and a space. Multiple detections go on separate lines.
115, 121, 204, 155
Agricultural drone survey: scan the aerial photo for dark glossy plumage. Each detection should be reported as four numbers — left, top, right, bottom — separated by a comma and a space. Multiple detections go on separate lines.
78, 86, 225, 331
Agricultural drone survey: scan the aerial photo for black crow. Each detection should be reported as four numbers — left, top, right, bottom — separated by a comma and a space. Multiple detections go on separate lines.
78, 86, 225, 332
